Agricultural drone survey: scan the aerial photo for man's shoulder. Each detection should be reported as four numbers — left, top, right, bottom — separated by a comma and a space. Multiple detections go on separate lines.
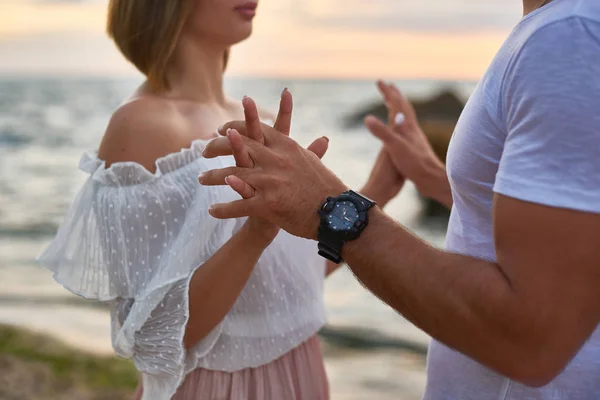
570, 0, 600, 23
504, 2, 600, 84
517, 0, 600, 48
486, 0, 600, 90
534, 0, 600, 25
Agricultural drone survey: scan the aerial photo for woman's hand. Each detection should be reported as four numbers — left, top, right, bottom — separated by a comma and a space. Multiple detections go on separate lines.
361, 151, 405, 208
361, 81, 407, 207
240, 213, 280, 246
366, 81, 452, 209
223, 126, 281, 246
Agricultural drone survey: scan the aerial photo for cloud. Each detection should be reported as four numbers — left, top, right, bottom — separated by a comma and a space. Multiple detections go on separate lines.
0, 1, 106, 37
0, 30, 130, 76
6, 0, 523, 33
293, 0, 523, 32
18, 0, 524, 32
0, 0, 515, 79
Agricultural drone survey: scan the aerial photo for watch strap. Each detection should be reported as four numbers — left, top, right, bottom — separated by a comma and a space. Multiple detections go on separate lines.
317, 229, 345, 264
347, 190, 377, 211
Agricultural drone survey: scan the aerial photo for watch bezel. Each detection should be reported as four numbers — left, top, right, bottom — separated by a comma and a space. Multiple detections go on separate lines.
318, 193, 370, 241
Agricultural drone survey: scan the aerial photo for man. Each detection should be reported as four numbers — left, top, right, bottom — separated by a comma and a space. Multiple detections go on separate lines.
200, 0, 600, 398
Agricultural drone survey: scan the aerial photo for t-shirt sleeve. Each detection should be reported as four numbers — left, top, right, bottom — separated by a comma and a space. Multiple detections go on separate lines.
494, 17, 600, 213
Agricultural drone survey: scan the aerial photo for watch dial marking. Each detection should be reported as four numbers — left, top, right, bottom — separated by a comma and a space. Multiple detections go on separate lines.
328, 201, 359, 231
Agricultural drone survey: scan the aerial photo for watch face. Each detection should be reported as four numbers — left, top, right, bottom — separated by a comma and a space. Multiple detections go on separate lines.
327, 201, 359, 232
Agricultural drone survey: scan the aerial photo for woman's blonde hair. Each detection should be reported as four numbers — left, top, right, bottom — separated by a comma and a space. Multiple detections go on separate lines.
107, 0, 229, 91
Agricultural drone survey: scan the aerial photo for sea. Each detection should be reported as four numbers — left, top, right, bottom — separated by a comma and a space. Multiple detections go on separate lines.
0, 76, 476, 399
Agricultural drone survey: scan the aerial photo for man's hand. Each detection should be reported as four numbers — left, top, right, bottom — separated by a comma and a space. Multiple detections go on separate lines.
366, 81, 452, 208
199, 89, 600, 388
200, 92, 346, 239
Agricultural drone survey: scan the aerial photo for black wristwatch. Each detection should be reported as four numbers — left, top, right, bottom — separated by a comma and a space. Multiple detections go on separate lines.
317, 190, 376, 264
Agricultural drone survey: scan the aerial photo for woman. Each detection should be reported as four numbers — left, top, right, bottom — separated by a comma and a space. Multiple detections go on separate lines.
37, 1, 404, 399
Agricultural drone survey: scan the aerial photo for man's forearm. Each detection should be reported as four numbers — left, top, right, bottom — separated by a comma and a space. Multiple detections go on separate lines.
344, 208, 542, 384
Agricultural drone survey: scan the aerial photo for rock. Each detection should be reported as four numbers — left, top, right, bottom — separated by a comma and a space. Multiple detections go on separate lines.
410, 89, 465, 122
344, 88, 464, 127
319, 325, 427, 355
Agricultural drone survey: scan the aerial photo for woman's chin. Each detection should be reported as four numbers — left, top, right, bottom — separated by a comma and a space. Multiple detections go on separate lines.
227, 26, 253, 44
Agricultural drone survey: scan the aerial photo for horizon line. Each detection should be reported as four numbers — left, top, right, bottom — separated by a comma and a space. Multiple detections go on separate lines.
0, 71, 479, 85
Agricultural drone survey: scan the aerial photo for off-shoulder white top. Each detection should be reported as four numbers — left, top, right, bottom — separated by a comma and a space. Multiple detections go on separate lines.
37, 138, 327, 400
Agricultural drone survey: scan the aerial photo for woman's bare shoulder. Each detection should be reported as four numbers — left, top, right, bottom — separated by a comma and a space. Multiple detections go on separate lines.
98, 97, 189, 172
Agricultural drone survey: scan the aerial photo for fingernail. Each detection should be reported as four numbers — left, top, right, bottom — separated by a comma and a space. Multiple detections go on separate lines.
198, 173, 205, 183
218, 125, 224, 132
322, 136, 329, 143
281, 87, 288, 96
226, 128, 232, 137
224, 176, 231, 185
394, 112, 405, 125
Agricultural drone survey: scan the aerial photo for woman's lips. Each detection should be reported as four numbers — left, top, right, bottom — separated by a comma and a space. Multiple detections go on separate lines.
235, 2, 257, 19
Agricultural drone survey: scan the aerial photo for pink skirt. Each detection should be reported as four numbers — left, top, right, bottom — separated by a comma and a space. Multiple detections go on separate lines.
134, 335, 329, 400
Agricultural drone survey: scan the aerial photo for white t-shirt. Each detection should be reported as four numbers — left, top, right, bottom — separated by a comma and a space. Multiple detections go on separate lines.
426, 0, 600, 399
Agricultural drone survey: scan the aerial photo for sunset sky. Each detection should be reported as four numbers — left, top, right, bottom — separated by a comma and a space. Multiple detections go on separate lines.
0, 0, 525, 80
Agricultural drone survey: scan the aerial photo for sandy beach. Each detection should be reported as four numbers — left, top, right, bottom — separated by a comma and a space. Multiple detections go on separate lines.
0, 323, 426, 400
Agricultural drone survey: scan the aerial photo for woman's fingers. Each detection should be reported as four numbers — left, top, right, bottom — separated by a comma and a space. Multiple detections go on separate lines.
218, 121, 278, 144
209, 198, 258, 219
306, 136, 329, 160
202, 132, 256, 166
376, 80, 391, 102
365, 115, 400, 145
394, 113, 406, 125
218, 121, 247, 136
393, 112, 407, 136
377, 80, 402, 126
227, 129, 254, 168
274, 88, 293, 136
199, 166, 247, 186
243, 96, 264, 143
202, 137, 232, 158
225, 175, 256, 199
376, 81, 418, 135
388, 83, 418, 122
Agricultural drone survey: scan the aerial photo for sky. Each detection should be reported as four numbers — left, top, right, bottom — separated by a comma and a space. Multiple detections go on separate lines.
0, 0, 525, 80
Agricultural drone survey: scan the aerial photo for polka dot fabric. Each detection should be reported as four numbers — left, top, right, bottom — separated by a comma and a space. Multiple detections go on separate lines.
37, 139, 327, 400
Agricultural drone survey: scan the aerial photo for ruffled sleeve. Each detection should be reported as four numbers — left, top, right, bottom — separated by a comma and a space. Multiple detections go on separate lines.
38, 143, 241, 399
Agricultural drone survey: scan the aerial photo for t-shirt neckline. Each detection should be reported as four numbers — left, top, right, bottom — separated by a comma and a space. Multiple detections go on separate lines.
519, 0, 564, 25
